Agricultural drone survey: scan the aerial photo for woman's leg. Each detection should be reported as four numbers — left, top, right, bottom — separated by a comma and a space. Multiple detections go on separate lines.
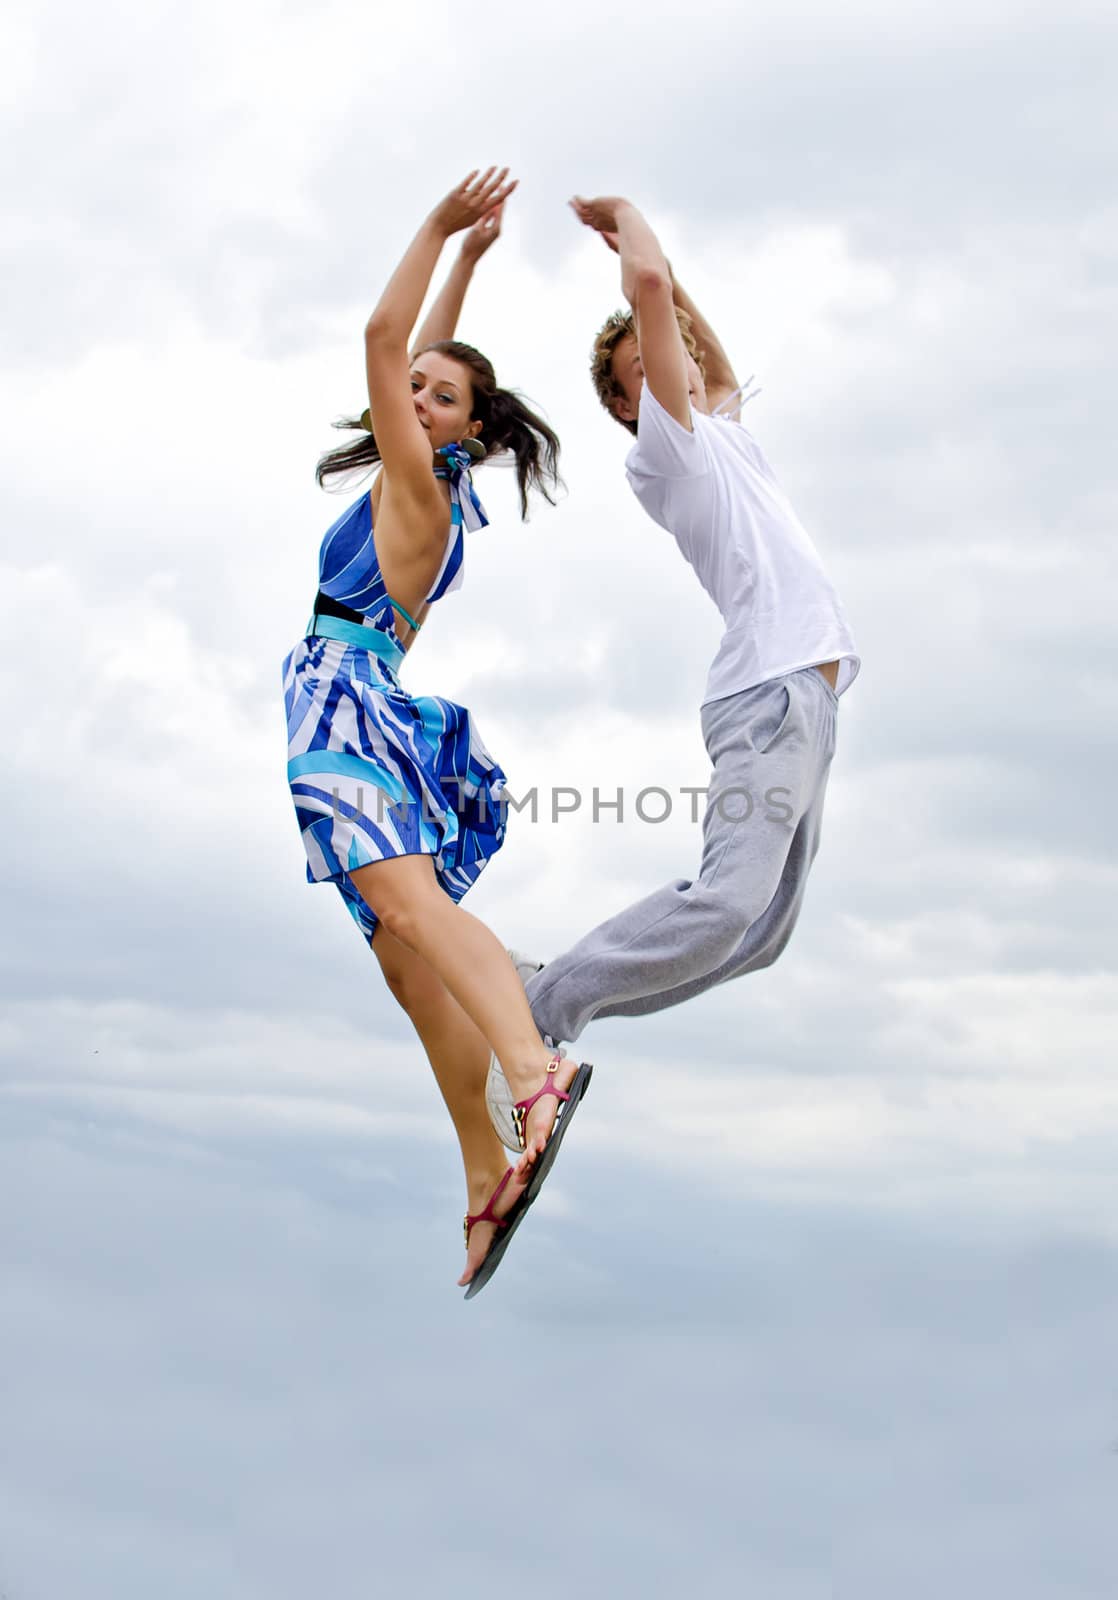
372, 924, 527, 1285
350, 853, 578, 1160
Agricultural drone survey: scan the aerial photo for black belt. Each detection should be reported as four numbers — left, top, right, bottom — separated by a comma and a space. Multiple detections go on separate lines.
312, 590, 365, 624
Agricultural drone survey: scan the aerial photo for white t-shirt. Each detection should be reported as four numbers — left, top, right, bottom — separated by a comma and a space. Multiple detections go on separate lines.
626, 384, 861, 705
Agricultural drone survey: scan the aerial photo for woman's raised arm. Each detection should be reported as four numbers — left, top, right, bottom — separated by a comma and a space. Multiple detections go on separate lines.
410, 202, 506, 357
364, 170, 517, 502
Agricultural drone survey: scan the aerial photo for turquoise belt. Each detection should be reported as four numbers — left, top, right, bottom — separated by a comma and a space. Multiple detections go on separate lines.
306, 614, 405, 670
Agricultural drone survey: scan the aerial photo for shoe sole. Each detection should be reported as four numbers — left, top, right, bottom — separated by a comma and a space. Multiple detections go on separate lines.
463, 1062, 593, 1302
462, 1188, 534, 1301
522, 1061, 593, 1208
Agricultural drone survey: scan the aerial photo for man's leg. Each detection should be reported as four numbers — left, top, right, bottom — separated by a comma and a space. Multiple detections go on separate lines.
526, 669, 838, 1043
587, 771, 828, 1018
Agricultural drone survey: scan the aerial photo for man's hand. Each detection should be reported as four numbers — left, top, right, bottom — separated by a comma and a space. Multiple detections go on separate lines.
569, 195, 630, 238
572, 193, 694, 430
459, 202, 505, 266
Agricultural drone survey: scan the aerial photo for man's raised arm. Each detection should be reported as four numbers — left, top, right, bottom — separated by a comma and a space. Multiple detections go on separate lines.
571, 195, 694, 432
666, 266, 740, 416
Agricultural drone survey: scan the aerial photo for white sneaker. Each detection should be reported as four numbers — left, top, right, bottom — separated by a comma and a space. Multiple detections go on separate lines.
507, 948, 545, 986
485, 949, 557, 1152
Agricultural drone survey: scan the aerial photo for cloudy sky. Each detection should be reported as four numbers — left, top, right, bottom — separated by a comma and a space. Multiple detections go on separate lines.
2, 0, 1117, 1594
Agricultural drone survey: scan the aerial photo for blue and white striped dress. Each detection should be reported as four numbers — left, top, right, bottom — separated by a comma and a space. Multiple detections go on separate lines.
282, 448, 507, 943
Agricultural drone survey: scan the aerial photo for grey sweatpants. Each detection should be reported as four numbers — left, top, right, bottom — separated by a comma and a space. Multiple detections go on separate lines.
524, 666, 839, 1045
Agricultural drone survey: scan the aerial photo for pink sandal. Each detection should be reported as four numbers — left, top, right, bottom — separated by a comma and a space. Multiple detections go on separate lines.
463, 1167, 517, 1248
462, 1166, 532, 1301
518, 1057, 593, 1208
464, 1055, 594, 1301
511, 1053, 571, 1153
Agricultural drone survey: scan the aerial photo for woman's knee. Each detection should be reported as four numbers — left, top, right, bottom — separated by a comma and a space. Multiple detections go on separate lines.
370, 896, 424, 949
354, 878, 426, 950
350, 858, 441, 950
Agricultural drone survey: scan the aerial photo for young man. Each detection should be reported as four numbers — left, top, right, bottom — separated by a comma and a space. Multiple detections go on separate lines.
502, 195, 860, 1102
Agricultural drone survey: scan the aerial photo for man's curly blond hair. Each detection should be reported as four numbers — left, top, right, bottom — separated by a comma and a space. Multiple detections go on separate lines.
590, 307, 705, 436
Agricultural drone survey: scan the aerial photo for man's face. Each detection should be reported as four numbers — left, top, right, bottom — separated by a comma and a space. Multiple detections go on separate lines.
610, 333, 708, 427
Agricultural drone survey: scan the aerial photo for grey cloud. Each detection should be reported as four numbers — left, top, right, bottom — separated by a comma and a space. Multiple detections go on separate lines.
2, 1110, 1117, 1599
468, 16, 1118, 262
10, 4, 1116, 367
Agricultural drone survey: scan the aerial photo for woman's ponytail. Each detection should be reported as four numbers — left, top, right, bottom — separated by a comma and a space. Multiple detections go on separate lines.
480, 386, 562, 519
315, 420, 382, 489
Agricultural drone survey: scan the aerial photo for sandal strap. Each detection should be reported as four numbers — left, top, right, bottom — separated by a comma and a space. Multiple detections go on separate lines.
513, 1053, 570, 1119
464, 1166, 515, 1246
510, 1053, 570, 1152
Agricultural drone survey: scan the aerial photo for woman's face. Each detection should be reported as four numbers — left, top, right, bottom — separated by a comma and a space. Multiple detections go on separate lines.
409, 351, 482, 454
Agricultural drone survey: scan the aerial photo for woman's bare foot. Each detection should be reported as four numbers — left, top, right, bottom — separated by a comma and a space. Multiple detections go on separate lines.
458, 1164, 531, 1287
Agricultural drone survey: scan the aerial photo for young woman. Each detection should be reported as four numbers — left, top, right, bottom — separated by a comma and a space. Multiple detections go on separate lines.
283, 170, 591, 1297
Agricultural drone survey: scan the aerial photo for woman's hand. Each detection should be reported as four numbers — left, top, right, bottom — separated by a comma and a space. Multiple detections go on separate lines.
569, 195, 630, 237
430, 169, 518, 239
459, 201, 505, 266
